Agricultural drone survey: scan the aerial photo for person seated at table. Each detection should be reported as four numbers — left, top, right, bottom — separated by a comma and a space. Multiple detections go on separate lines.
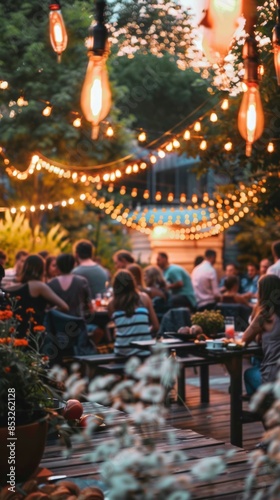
48, 253, 93, 319
219, 263, 241, 293
45, 255, 58, 282
242, 274, 280, 397
220, 276, 253, 307
113, 249, 135, 270
2, 254, 69, 337
241, 262, 259, 296
127, 263, 145, 292
108, 269, 159, 357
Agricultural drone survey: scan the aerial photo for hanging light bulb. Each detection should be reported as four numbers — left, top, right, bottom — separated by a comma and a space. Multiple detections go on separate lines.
237, 34, 264, 157
138, 130, 146, 142
200, 139, 207, 150
17, 96, 28, 107
143, 190, 150, 199
165, 142, 173, 152
106, 125, 114, 137
224, 141, 233, 151
272, 0, 280, 85
194, 121, 201, 132
150, 155, 157, 164
167, 192, 174, 203
183, 129, 191, 140
180, 193, 187, 203
267, 142, 274, 153
200, 0, 243, 63
155, 191, 162, 201
158, 149, 165, 158
80, 0, 111, 140
49, 1, 68, 62
221, 98, 229, 110
73, 116, 82, 127
173, 138, 180, 148
210, 112, 218, 122
42, 104, 52, 116
238, 83, 264, 156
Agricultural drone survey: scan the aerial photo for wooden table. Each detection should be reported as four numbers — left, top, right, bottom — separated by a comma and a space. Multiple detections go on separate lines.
38, 402, 267, 499
131, 339, 262, 447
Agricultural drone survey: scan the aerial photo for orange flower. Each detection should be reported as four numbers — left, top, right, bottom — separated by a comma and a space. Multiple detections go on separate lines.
0, 310, 13, 320
33, 325, 46, 333
4, 367, 11, 373
13, 339, 28, 347
26, 308, 35, 314
0, 338, 11, 344
15, 314, 23, 322
9, 327, 15, 333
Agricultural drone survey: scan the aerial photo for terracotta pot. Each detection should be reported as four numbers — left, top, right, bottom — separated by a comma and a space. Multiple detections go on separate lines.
0, 416, 48, 485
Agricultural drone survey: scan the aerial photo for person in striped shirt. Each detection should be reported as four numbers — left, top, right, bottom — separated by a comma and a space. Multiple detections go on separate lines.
108, 269, 159, 357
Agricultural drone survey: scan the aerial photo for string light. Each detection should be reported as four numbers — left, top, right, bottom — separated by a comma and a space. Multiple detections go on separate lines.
267, 142, 274, 153
199, 139, 207, 150
210, 112, 218, 122
194, 121, 201, 132
224, 141, 233, 151
221, 98, 229, 110
172, 138, 180, 148
17, 96, 28, 107
73, 116, 82, 127
106, 125, 114, 137
183, 129, 191, 140
42, 104, 52, 117
0, 81, 8, 89
138, 131, 147, 142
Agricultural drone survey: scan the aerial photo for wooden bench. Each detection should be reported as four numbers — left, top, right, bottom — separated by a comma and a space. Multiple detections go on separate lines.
73, 353, 128, 378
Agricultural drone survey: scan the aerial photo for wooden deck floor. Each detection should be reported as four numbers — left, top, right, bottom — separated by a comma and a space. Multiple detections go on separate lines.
167, 365, 265, 452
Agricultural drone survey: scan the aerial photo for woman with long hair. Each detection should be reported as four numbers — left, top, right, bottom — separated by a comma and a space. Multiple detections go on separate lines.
108, 269, 159, 357
48, 253, 92, 318
45, 255, 58, 282
2, 254, 68, 337
242, 274, 280, 395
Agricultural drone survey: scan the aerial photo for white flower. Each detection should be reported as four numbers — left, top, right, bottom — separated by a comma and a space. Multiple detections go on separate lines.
87, 390, 111, 405
110, 379, 135, 398
48, 365, 68, 382
64, 378, 87, 399
124, 356, 141, 375
64, 372, 81, 390
191, 456, 226, 481
88, 374, 118, 393
106, 473, 140, 499
140, 384, 165, 403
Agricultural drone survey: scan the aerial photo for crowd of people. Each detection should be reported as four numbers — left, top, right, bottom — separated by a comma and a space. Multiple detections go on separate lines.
0, 238, 280, 397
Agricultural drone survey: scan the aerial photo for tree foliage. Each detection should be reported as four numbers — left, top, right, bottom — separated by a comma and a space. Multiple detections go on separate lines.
0, 212, 69, 266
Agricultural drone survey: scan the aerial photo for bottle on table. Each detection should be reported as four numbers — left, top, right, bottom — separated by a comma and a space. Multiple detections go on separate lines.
169, 349, 178, 403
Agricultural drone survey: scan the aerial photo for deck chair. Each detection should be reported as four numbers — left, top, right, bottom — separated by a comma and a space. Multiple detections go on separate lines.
42, 310, 96, 365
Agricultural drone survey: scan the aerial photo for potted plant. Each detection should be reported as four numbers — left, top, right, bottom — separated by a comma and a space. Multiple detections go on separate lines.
0, 305, 65, 485
191, 310, 225, 338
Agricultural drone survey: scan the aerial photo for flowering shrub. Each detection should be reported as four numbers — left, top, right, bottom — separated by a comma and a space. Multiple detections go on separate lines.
0, 301, 56, 426
50, 344, 232, 498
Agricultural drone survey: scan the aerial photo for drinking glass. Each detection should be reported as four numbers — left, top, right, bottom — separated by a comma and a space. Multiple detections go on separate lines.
225, 316, 235, 339
95, 293, 102, 307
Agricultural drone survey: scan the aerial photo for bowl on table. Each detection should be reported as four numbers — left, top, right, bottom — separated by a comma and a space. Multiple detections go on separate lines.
205, 339, 225, 351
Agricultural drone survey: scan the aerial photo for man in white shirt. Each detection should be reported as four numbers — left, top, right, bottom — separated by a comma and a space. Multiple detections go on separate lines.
191, 249, 221, 311
267, 240, 280, 278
